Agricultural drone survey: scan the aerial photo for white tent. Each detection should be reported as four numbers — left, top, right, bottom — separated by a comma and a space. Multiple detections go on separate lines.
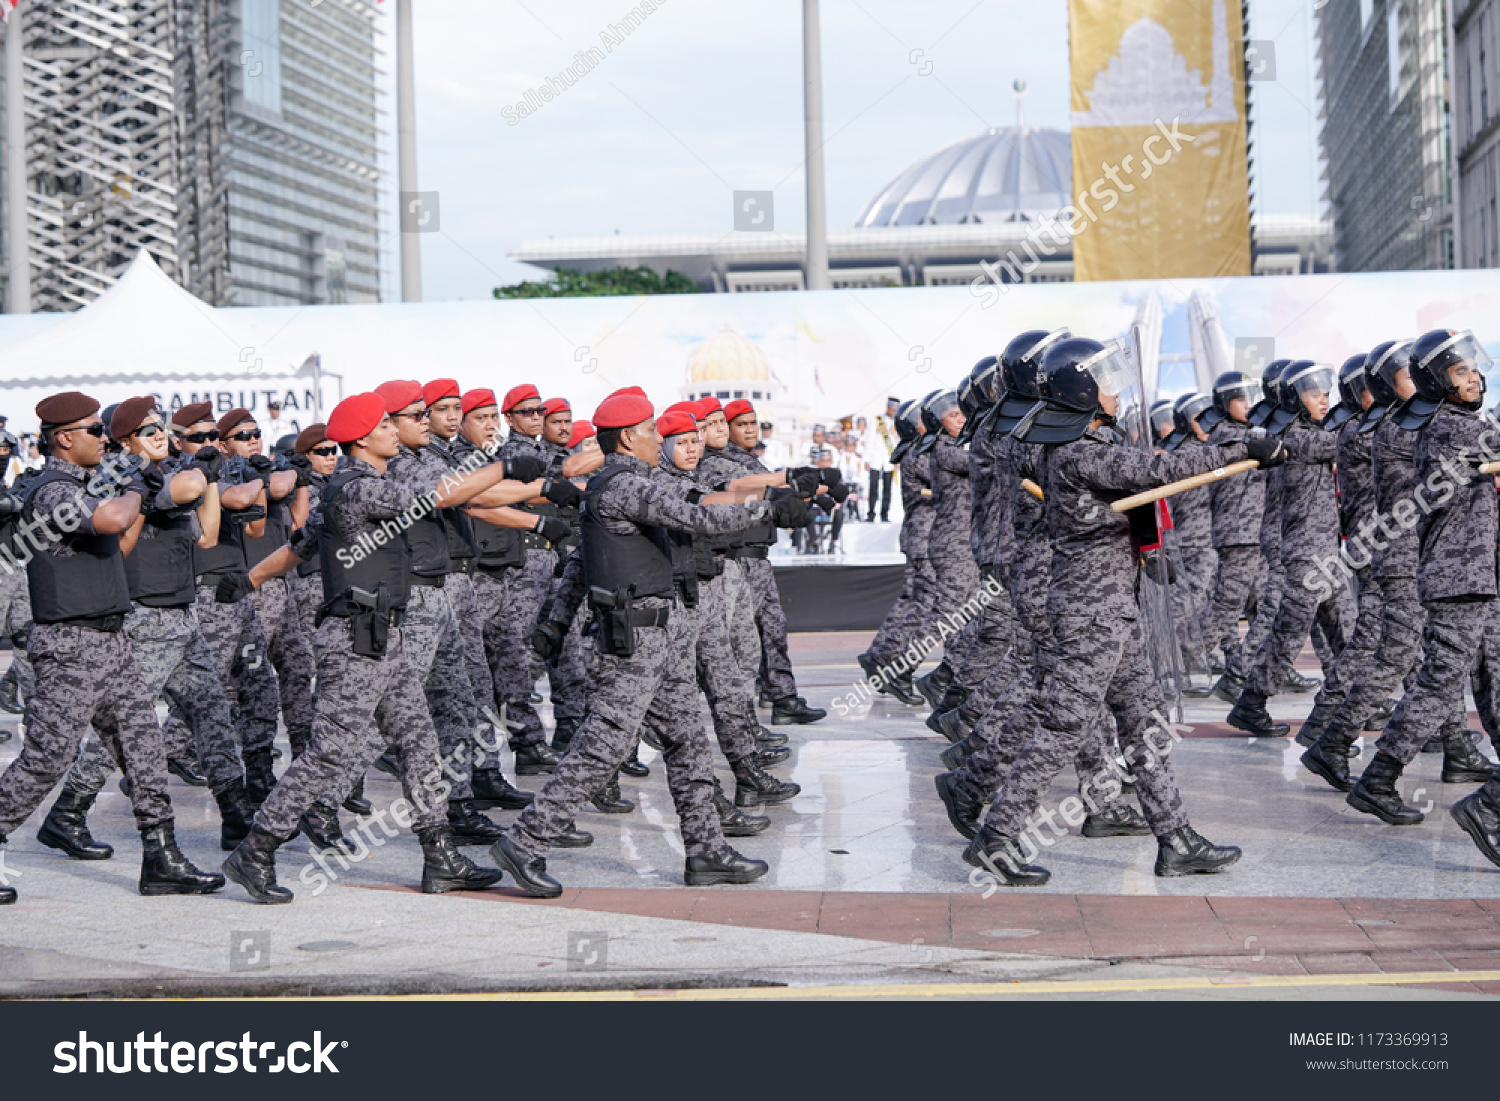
0, 250, 331, 433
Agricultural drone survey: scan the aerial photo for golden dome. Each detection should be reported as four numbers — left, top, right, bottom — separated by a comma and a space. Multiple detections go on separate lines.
687, 327, 770, 384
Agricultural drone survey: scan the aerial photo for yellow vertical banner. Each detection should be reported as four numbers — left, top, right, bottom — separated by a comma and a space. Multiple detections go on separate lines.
1068, 0, 1251, 281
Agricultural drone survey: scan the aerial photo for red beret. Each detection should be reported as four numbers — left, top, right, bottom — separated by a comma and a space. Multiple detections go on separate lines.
375, 380, 424, 414
217, 407, 255, 437
657, 410, 698, 439
663, 401, 701, 420
608, 386, 647, 400
724, 399, 756, 423
36, 391, 100, 429
593, 393, 654, 430
542, 397, 571, 416
567, 420, 595, 449
462, 388, 498, 416
423, 379, 461, 406
172, 401, 214, 428
110, 396, 158, 440
325, 393, 388, 443
294, 424, 328, 454
502, 384, 539, 413
695, 397, 723, 418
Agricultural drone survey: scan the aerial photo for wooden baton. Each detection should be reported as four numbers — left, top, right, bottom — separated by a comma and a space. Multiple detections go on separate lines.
1109, 460, 1261, 513
1021, 478, 1044, 500
1479, 461, 1500, 475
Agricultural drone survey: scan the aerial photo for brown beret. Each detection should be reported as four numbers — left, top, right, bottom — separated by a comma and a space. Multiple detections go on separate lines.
172, 401, 214, 428
36, 391, 99, 428
109, 396, 158, 441
217, 408, 255, 437
294, 423, 328, 454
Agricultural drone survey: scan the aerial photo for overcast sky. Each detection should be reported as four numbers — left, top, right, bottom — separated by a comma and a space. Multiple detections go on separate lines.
386, 0, 1327, 301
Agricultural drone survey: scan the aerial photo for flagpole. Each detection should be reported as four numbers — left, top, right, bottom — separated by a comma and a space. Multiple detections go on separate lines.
4, 2, 29, 313
395, 0, 422, 303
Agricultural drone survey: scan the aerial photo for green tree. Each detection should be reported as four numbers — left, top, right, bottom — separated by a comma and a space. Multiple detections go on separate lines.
493, 265, 700, 299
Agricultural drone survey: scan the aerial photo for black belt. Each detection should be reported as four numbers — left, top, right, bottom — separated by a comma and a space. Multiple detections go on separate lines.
411, 574, 446, 588
729, 546, 769, 560
323, 607, 406, 629
476, 562, 518, 578
523, 533, 554, 551
449, 558, 476, 576
54, 613, 126, 633
624, 607, 671, 628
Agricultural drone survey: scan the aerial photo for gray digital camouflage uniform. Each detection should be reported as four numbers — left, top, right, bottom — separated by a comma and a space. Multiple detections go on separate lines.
926, 433, 981, 673
1192, 418, 1265, 660
1165, 435, 1217, 661
721, 441, 798, 702
867, 449, 936, 671
952, 426, 1015, 694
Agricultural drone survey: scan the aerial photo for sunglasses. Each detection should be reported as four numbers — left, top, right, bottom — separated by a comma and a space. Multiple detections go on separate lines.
60, 423, 108, 438
510, 406, 546, 417
229, 429, 262, 441
393, 410, 430, 421
133, 423, 165, 439
309, 444, 338, 457
183, 429, 220, 443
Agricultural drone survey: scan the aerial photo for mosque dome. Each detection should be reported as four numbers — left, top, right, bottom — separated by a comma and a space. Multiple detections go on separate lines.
684, 327, 779, 403
852, 126, 1072, 227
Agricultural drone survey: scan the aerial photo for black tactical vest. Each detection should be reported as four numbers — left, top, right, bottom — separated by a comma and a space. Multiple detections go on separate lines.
23, 468, 133, 623
125, 494, 197, 608
317, 467, 411, 615
580, 466, 674, 600
242, 500, 290, 570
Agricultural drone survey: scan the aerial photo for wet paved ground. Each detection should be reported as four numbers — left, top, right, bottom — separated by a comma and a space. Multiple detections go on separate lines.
2, 631, 1499, 999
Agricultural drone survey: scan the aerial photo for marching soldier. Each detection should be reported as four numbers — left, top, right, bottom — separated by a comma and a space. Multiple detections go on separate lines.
537, 397, 591, 746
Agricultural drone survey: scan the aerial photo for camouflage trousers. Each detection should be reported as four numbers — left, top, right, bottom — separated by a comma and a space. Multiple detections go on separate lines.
252, 618, 448, 840
928, 552, 982, 673
953, 564, 1015, 694
523, 548, 556, 688
1171, 543, 1217, 659
320, 582, 478, 809
1322, 576, 1428, 746
1193, 545, 1261, 664
0, 623, 172, 836
982, 615, 1190, 840
720, 557, 764, 690
956, 612, 1129, 817
445, 571, 502, 770
291, 571, 322, 652
66, 605, 244, 799
544, 562, 589, 724
1244, 559, 1351, 700
473, 566, 547, 751
508, 621, 726, 859
1469, 610, 1500, 749
251, 577, 316, 756
163, 584, 279, 758
741, 554, 798, 701
1229, 554, 1343, 683
868, 557, 937, 668
642, 574, 759, 765
0, 565, 34, 703
1375, 598, 1496, 765
1306, 567, 1387, 719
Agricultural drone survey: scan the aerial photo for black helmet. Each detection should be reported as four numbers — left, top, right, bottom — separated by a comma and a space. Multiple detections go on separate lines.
1015, 337, 1133, 445
1210, 371, 1261, 418
990, 328, 1070, 436
1247, 358, 1292, 427
1148, 399, 1176, 441
1277, 360, 1337, 423
273, 432, 298, 457
889, 398, 922, 461
1411, 328, 1490, 410
956, 376, 979, 421
1321, 354, 1370, 432
970, 354, 1001, 406
0, 430, 16, 452
1261, 361, 1304, 436
915, 389, 955, 454
1364, 340, 1410, 407
1175, 392, 1212, 431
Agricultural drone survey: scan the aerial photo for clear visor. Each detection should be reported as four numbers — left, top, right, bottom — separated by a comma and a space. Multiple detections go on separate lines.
1288, 363, 1337, 400
1149, 405, 1175, 433
1078, 340, 1134, 398
927, 390, 959, 418
1216, 379, 1262, 406
1178, 394, 1212, 421
1419, 331, 1494, 378
1342, 366, 1368, 397
1026, 328, 1072, 366
1370, 339, 1414, 378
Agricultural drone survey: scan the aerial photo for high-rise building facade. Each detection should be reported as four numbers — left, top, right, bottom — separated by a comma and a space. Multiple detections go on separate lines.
1451, 0, 1500, 267
7, 0, 383, 311
1316, 0, 1453, 271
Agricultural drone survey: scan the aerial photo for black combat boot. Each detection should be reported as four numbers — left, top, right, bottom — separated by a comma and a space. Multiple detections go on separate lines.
222, 827, 293, 904
167, 756, 208, 786
139, 823, 225, 896
418, 826, 503, 894
471, 768, 534, 811
37, 789, 114, 860
0, 667, 21, 714
940, 741, 970, 771
620, 744, 650, 777
914, 663, 953, 709
1282, 668, 1322, 692
1211, 672, 1244, 705
733, 759, 800, 807
713, 779, 769, 836
934, 770, 983, 840
488, 833, 562, 898
859, 652, 922, 705
343, 774, 373, 816
933, 707, 972, 745
214, 780, 254, 852
0, 836, 13, 905
1442, 726, 1493, 784
755, 725, 788, 748
446, 798, 504, 844
1154, 827, 1242, 877
684, 845, 768, 886
373, 749, 401, 777
550, 717, 580, 752
1207, 649, 1226, 674
298, 802, 353, 854
1294, 702, 1337, 747
242, 747, 277, 810
1082, 804, 1152, 837
771, 695, 826, 725
1451, 789, 1500, 868
589, 773, 634, 815
1301, 736, 1355, 792
1227, 690, 1291, 737
752, 745, 791, 768
962, 826, 1050, 886
1347, 752, 1425, 824
514, 740, 561, 776
553, 822, 594, 848
934, 684, 969, 716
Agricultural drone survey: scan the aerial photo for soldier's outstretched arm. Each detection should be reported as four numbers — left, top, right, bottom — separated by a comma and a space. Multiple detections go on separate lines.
1078, 439, 1250, 496
247, 545, 307, 589
604, 474, 777, 536
463, 504, 538, 529
467, 477, 545, 508
561, 448, 604, 479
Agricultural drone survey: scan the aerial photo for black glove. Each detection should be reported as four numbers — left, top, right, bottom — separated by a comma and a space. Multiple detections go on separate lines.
189, 446, 223, 483
788, 466, 819, 485
1245, 435, 1286, 468
215, 572, 255, 603
505, 454, 547, 483
806, 494, 833, 516
531, 620, 567, 661
768, 494, 810, 528
287, 452, 312, 487
1141, 551, 1177, 586
790, 472, 820, 497
818, 468, 844, 488
534, 515, 570, 544
140, 464, 166, 501
248, 453, 275, 474
825, 481, 851, 504
541, 478, 581, 508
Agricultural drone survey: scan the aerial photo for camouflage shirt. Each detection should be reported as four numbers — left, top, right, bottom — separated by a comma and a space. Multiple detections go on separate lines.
927, 433, 973, 560
1166, 437, 1213, 547
967, 428, 1006, 569
897, 450, 933, 558
1204, 418, 1265, 548
1334, 415, 1376, 547
1370, 412, 1420, 580
1001, 435, 1050, 614
1414, 402, 1499, 603
1278, 419, 1339, 564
